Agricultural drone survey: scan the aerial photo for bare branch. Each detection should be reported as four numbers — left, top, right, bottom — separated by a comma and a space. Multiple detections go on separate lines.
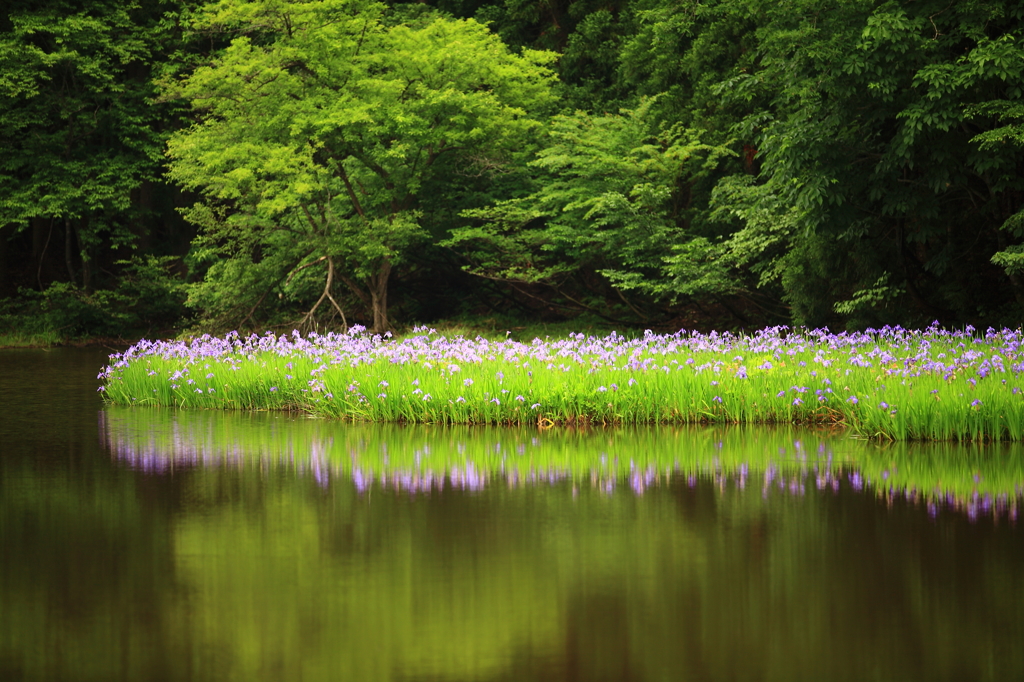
300, 256, 347, 332
324, 257, 348, 332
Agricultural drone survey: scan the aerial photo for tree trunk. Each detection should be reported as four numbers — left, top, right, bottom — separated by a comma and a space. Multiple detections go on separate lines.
336, 259, 392, 332
33, 217, 54, 290
132, 180, 154, 251
0, 223, 10, 296
76, 216, 91, 292
64, 216, 77, 283
31, 217, 48, 261
369, 258, 392, 333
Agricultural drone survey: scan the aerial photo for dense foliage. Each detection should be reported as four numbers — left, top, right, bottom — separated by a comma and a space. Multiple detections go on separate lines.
2, 0, 1023, 338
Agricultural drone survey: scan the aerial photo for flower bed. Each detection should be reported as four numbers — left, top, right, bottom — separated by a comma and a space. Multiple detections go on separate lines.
99, 323, 1024, 440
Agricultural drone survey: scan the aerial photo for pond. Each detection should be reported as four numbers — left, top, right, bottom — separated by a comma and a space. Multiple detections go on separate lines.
2, 347, 1024, 681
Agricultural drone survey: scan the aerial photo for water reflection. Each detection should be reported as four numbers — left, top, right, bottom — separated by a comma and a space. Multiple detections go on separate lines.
101, 407, 1024, 523
89, 407, 1024, 681
10, 349, 1024, 682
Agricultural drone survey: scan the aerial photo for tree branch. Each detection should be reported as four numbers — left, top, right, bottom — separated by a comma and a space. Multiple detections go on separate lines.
337, 164, 366, 217
285, 255, 327, 285
300, 256, 347, 331
336, 270, 372, 309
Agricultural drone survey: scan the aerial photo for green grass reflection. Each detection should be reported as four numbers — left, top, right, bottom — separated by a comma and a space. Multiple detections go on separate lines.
102, 407, 1024, 520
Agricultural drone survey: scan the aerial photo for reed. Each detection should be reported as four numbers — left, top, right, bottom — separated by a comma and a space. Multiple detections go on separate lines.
99, 323, 1024, 441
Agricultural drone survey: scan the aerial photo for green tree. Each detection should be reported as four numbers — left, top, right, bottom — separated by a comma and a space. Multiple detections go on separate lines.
446, 101, 736, 323
466, 0, 1024, 328
0, 0, 188, 292
166, 0, 556, 332
709, 0, 1024, 327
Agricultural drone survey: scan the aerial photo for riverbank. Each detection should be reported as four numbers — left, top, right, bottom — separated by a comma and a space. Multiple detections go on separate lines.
0, 331, 67, 348
98, 323, 1024, 441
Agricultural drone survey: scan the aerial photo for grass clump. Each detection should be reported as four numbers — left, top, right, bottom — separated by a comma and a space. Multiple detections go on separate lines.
99, 323, 1024, 441
0, 330, 64, 348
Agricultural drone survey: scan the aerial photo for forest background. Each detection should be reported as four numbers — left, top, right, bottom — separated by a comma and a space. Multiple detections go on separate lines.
1, 0, 1022, 343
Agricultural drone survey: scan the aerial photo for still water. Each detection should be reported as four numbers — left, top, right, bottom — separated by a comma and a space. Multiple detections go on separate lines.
2, 348, 1024, 681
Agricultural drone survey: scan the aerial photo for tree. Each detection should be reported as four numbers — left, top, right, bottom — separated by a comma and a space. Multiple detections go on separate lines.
708, 0, 1024, 327
165, 0, 556, 332
445, 100, 736, 323
0, 0, 187, 292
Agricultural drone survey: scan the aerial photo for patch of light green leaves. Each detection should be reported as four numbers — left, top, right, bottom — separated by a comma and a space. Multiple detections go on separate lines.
165, 0, 557, 330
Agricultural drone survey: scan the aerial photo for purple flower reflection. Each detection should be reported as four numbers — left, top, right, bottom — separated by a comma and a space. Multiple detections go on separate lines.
353, 469, 370, 492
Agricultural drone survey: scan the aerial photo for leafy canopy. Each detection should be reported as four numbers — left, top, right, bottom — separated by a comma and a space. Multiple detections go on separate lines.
446, 100, 735, 321
166, 0, 557, 330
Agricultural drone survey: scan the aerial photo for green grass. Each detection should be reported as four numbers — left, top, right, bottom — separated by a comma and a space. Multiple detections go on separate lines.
99, 325, 1024, 441
0, 330, 64, 348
